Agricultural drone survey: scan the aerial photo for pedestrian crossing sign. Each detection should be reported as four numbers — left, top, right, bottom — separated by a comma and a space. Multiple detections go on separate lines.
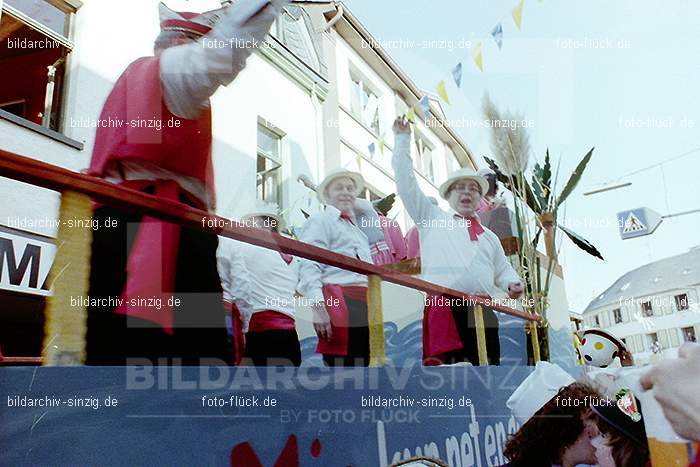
617, 207, 663, 239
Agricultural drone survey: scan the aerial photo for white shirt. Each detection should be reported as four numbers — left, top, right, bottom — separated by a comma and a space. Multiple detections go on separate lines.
217, 236, 299, 333
392, 133, 521, 298
297, 206, 373, 305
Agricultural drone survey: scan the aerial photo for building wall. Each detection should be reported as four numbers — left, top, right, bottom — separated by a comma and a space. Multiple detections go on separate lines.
581, 285, 700, 364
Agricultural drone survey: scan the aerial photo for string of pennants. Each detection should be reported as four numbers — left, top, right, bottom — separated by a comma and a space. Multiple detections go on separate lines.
367, 0, 538, 157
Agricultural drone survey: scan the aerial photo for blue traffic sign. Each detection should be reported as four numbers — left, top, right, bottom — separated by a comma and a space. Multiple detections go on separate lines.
617, 207, 663, 239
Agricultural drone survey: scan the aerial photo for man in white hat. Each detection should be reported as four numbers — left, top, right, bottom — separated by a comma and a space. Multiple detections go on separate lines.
217, 203, 301, 366
391, 117, 524, 365
85, 0, 286, 364
297, 169, 374, 366
501, 362, 601, 467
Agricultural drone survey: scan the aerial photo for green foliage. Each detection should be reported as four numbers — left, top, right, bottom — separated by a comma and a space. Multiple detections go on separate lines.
486, 147, 602, 261
557, 147, 594, 209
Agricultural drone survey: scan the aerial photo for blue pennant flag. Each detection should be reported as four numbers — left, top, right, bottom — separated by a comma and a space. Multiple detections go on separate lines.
419, 96, 431, 119
451, 62, 463, 88
492, 22, 503, 50
368, 142, 376, 157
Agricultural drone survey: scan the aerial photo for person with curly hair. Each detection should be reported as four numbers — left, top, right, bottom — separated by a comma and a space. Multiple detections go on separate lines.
501, 362, 602, 467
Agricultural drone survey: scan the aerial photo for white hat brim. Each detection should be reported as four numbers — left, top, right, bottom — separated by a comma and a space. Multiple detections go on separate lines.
317, 170, 365, 204
438, 173, 489, 200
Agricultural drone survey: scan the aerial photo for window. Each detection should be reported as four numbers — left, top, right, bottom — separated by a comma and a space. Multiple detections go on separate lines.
641, 300, 653, 317
594, 315, 600, 327
683, 327, 697, 343
647, 332, 659, 350
675, 293, 689, 311
414, 131, 435, 182
256, 123, 283, 207
613, 308, 622, 324
1, 0, 76, 131
349, 73, 380, 135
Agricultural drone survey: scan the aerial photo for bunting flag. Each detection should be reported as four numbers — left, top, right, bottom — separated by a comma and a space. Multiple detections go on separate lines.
512, 0, 524, 30
378, 135, 386, 154
472, 42, 484, 72
368, 142, 376, 157
419, 95, 431, 119
491, 23, 503, 50
451, 62, 463, 88
436, 80, 450, 105
406, 107, 416, 123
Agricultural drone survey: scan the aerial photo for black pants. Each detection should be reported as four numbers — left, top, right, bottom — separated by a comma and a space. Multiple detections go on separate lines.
322, 296, 370, 367
243, 329, 301, 366
85, 204, 229, 365
440, 301, 500, 366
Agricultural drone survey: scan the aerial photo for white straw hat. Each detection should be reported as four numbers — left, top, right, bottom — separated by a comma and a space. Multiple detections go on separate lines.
438, 168, 488, 200
317, 168, 365, 204
506, 361, 576, 425
242, 201, 285, 230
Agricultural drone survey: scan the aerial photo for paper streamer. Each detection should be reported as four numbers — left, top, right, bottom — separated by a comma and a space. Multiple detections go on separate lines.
472, 42, 484, 72
512, 0, 524, 30
406, 107, 416, 123
436, 80, 450, 105
368, 142, 376, 157
491, 22, 503, 50
451, 62, 463, 88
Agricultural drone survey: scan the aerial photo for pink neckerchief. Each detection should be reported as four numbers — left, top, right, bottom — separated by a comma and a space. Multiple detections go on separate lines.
339, 211, 355, 225
279, 252, 293, 264
454, 214, 485, 241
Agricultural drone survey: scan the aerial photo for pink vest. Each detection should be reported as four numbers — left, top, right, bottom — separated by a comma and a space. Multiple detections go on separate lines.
380, 215, 407, 262
89, 55, 214, 201
405, 226, 420, 259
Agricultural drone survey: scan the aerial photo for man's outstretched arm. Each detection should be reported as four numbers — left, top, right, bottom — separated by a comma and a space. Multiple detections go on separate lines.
160, 0, 287, 119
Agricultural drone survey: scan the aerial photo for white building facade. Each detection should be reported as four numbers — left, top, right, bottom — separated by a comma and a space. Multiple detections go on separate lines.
578, 246, 700, 365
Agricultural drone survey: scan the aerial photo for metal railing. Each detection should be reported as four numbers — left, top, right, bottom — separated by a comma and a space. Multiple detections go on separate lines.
0, 149, 540, 366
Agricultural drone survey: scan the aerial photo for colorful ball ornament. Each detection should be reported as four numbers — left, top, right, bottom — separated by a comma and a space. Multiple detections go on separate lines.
577, 329, 626, 368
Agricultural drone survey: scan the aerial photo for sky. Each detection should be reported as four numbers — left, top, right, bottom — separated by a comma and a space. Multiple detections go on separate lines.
343, 0, 700, 313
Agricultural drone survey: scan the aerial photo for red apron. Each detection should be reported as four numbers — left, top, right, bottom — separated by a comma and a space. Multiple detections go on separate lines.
316, 285, 367, 356
225, 301, 245, 365
422, 294, 492, 365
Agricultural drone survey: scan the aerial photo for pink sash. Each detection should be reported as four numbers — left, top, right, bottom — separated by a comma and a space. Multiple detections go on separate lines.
248, 311, 295, 332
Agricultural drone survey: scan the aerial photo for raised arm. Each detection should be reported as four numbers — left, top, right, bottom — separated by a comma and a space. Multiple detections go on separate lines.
390, 117, 437, 224
160, 0, 286, 119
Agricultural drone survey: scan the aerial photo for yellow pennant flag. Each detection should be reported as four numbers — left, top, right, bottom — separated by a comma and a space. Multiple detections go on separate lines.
407, 107, 416, 123
512, 0, 524, 30
472, 42, 484, 72
436, 80, 450, 105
